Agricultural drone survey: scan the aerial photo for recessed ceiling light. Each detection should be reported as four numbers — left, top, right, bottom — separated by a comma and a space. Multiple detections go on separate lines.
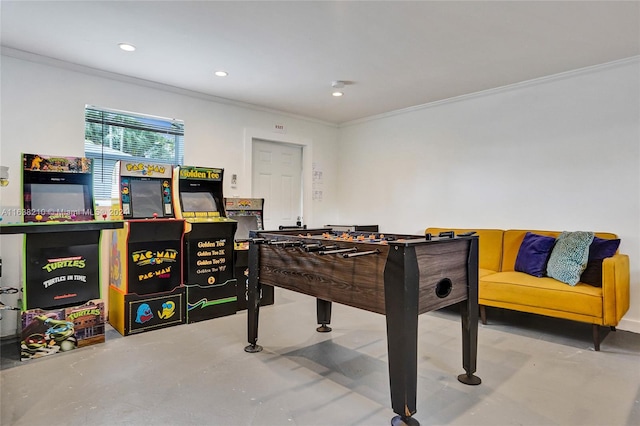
332, 80, 346, 97
214, 71, 228, 77
118, 43, 136, 52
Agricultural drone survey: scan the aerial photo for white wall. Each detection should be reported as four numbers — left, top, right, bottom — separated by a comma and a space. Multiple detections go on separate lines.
2, 53, 639, 335
0, 53, 340, 336
337, 58, 640, 332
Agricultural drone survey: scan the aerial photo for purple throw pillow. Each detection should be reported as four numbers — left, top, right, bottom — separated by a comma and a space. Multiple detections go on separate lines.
580, 237, 621, 287
514, 232, 557, 277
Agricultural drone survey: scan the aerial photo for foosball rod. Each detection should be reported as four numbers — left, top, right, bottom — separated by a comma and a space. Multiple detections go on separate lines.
268, 240, 303, 247
319, 247, 357, 255
343, 249, 380, 258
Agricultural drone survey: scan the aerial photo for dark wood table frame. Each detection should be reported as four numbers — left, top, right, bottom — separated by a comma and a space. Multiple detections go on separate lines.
244, 230, 480, 425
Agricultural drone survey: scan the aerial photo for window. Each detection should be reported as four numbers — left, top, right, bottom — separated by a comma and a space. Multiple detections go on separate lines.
84, 106, 184, 200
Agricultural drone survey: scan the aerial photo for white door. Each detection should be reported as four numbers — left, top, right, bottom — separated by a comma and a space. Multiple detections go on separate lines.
252, 139, 303, 230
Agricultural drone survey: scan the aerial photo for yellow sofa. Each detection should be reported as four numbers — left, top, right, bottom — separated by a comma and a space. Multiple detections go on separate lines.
426, 228, 630, 351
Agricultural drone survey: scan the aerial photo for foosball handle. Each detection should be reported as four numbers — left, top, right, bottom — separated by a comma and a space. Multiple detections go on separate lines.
438, 231, 455, 238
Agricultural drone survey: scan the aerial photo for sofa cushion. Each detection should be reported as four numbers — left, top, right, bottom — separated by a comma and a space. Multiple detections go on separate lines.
580, 237, 621, 287
514, 232, 556, 277
546, 231, 594, 286
480, 271, 603, 318
502, 230, 562, 272
503, 230, 618, 273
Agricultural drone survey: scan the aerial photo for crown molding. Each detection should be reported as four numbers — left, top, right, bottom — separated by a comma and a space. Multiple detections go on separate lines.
0, 46, 338, 129
339, 56, 640, 128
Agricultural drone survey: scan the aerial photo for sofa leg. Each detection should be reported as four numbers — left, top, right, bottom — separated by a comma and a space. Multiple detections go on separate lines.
479, 305, 487, 325
593, 325, 601, 351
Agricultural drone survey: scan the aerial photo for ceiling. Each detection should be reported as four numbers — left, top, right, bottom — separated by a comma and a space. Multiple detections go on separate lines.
1, 1, 639, 125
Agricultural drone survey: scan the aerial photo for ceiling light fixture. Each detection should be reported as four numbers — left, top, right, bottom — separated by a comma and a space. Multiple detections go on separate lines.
214, 70, 228, 77
118, 43, 136, 52
332, 80, 345, 97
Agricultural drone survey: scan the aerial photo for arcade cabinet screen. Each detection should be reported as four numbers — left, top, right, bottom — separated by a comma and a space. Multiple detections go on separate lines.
234, 215, 259, 240
130, 179, 164, 218
181, 192, 218, 212
30, 183, 87, 213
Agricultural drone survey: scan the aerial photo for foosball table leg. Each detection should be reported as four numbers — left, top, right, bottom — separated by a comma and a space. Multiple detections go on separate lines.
391, 415, 420, 426
458, 237, 481, 386
458, 296, 481, 385
316, 298, 332, 332
458, 294, 481, 385
384, 246, 419, 426
245, 242, 263, 354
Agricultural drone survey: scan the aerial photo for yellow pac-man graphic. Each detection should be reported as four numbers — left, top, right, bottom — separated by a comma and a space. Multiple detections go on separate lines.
158, 300, 176, 320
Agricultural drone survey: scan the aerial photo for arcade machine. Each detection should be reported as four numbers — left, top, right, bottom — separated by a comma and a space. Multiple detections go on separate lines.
224, 198, 273, 310
1, 153, 123, 361
108, 160, 185, 336
174, 166, 237, 323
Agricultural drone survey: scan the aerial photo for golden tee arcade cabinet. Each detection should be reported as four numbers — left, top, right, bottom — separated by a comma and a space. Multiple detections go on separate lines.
174, 166, 237, 323
223, 197, 273, 310
3, 153, 123, 361
108, 160, 185, 336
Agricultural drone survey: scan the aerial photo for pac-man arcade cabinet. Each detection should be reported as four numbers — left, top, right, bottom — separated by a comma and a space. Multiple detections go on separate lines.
174, 166, 237, 323
224, 197, 273, 310
10, 153, 122, 360
108, 160, 185, 336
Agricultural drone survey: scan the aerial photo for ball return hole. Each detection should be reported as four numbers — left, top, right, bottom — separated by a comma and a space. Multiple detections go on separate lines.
435, 278, 452, 298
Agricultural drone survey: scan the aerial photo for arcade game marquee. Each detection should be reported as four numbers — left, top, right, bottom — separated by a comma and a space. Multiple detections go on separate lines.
173, 165, 237, 323
108, 160, 185, 336
0, 153, 123, 361
224, 197, 273, 310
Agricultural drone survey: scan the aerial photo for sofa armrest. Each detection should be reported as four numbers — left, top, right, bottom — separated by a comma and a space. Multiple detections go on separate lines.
601, 253, 630, 326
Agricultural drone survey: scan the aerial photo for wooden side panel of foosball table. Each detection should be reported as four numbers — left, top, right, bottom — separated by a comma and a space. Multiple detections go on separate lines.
416, 239, 470, 315
258, 242, 390, 314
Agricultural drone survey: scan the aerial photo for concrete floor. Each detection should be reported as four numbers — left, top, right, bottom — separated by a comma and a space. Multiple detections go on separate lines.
1, 289, 639, 426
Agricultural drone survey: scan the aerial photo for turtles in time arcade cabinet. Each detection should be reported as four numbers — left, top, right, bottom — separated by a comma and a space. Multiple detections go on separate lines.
15, 153, 123, 361
173, 166, 237, 323
108, 160, 186, 336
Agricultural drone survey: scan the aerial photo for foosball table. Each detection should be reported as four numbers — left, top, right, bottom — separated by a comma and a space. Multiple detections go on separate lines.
244, 229, 481, 426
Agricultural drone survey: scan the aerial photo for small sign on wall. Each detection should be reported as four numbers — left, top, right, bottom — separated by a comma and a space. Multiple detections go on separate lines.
273, 123, 286, 133
312, 162, 323, 202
